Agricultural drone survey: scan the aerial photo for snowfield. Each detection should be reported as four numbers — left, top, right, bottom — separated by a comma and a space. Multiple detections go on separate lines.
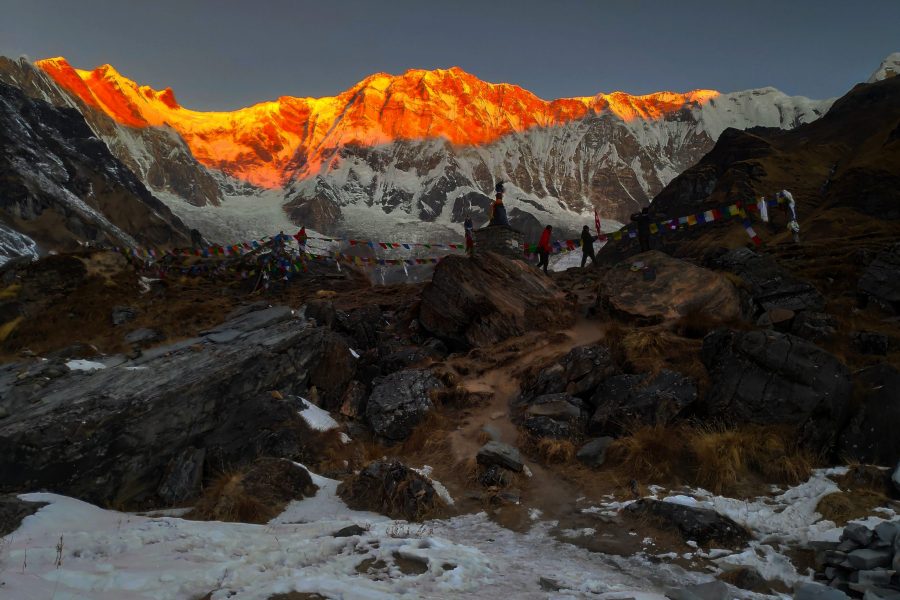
3, 467, 895, 599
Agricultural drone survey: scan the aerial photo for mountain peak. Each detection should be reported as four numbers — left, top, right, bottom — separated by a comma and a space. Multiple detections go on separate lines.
867, 52, 900, 83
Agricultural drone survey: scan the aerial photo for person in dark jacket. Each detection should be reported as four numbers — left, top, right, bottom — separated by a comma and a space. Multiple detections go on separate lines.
464, 216, 475, 255
580, 225, 597, 268
536, 225, 552, 273
489, 194, 509, 227
630, 207, 651, 252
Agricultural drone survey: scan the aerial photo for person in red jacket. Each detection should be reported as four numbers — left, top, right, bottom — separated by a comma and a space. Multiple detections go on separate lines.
536, 225, 552, 274
293, 227, 308, 253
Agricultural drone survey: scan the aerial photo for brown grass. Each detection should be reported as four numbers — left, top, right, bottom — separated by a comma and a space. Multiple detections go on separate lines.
817, 490, 889, 525
188, 472, 270, 524
606, 326, 708, 387
606, 423, 814, 494
0, 317, 23, 343
534, 438, 577, 464
0, 283, 21, 300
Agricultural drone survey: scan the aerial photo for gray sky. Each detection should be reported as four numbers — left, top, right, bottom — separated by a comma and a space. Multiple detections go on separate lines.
1, 0, 897, 110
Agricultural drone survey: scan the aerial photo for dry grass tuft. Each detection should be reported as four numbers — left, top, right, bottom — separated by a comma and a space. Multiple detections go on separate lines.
0, 317, 23, 343
188, 472, 269, 524
817, 490, 889, 525
400, 410, 450, 454
606, 423, 694, 482
0, 283, 21, 300
534, 437, 577, 464
606, 424, 813, 494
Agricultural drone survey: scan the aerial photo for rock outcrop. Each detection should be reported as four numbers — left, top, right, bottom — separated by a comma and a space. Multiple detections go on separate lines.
365, 369, 442, 441
859, 243, 900, 313
0, 306, 353, 507
419, 252, 574, 348
702, 329, 852, 451
625, 498, 750, 547
708, 248, 824, 317
337, 460, 444, 521
590, 370, 698, 435
596, 251, 741, 324
837, 364, 900, 465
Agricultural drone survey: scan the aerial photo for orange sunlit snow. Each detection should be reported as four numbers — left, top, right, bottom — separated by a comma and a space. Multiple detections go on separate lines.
36, 57, 719, 188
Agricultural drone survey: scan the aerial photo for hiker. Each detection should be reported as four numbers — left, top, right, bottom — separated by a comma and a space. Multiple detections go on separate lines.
630, 207, 651, 252
536, 225, 552, 274
580, 225, 597, 268
489, 194, 509, 227
464, 216, 474, 255
190, 228, 203, 250
294, 226, 308, 253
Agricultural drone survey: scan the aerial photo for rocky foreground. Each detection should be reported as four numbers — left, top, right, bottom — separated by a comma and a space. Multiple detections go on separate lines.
0, 242, 899, 599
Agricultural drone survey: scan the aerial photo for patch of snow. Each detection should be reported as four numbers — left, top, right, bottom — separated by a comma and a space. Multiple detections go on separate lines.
413, 465, 455, 507
4, 467, 700, 599
65, 359, 107, 372
662, 495, 700, 507
350, 348, 360, 359
297, 399, 339, 432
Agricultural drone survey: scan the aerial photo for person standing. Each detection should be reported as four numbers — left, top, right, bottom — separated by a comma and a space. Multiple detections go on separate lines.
537, 225, 552, 274
630, 207, 651, 252
464, 216, 474, 255
580, 225, 597, 268
293, 226, 308, 253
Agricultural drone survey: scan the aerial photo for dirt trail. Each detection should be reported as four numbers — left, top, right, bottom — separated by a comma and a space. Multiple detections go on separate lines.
446, 316, 608, 520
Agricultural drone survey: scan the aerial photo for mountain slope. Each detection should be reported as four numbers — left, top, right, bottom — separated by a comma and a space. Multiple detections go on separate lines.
0, 79, 191, 263
0, 57, 222, 208
599, 72, 900, 264
17, 58, 831, 240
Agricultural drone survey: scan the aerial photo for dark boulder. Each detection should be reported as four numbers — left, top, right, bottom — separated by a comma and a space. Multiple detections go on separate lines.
476, 441, 524, 473
709, 247, 824, 316
522, 393, 589, 440
702, 329, 852, 451
337, 460, 444, 521
365, 369, 442, 441
791, 311, 837, 343
521, 344, 619, 403
596, 251, 742, 324
419, 252, 574, 349
157, 446, 206, 505
590, 370, 698, 435
576, 437, 615, 468
336, 305, 384, 350
0, 306, 352, 508
625, 498, 750, 546
858, 243, 900, 313
837, 364, 900, 465
850, 331, 890, 356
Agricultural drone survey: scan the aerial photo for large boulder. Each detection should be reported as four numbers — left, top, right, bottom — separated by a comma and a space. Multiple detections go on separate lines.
337, 460, 444, 521
625, 498, 750, 546
520, 344, 619, 403
365, 369, 442, 441
523, 393, 590, 440
590, 370, 698, 435
596, 251, 742, 324
708, 247, 825, 316
858, 243, 900, 313
0, 306, 353, 508
419, 252, 574, 349
702, 329, 852, 451
838, 364, 900, 465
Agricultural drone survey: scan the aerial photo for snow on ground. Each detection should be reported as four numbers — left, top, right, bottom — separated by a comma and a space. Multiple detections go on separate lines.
584, 468, 899, 587
2, 469, 700, 600
297, 398, 340, 432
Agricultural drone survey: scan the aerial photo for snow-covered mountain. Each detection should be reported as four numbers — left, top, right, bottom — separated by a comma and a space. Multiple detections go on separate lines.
0, 76, 191, 264
868, 52, 900, 83
5, 54, 887, 244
